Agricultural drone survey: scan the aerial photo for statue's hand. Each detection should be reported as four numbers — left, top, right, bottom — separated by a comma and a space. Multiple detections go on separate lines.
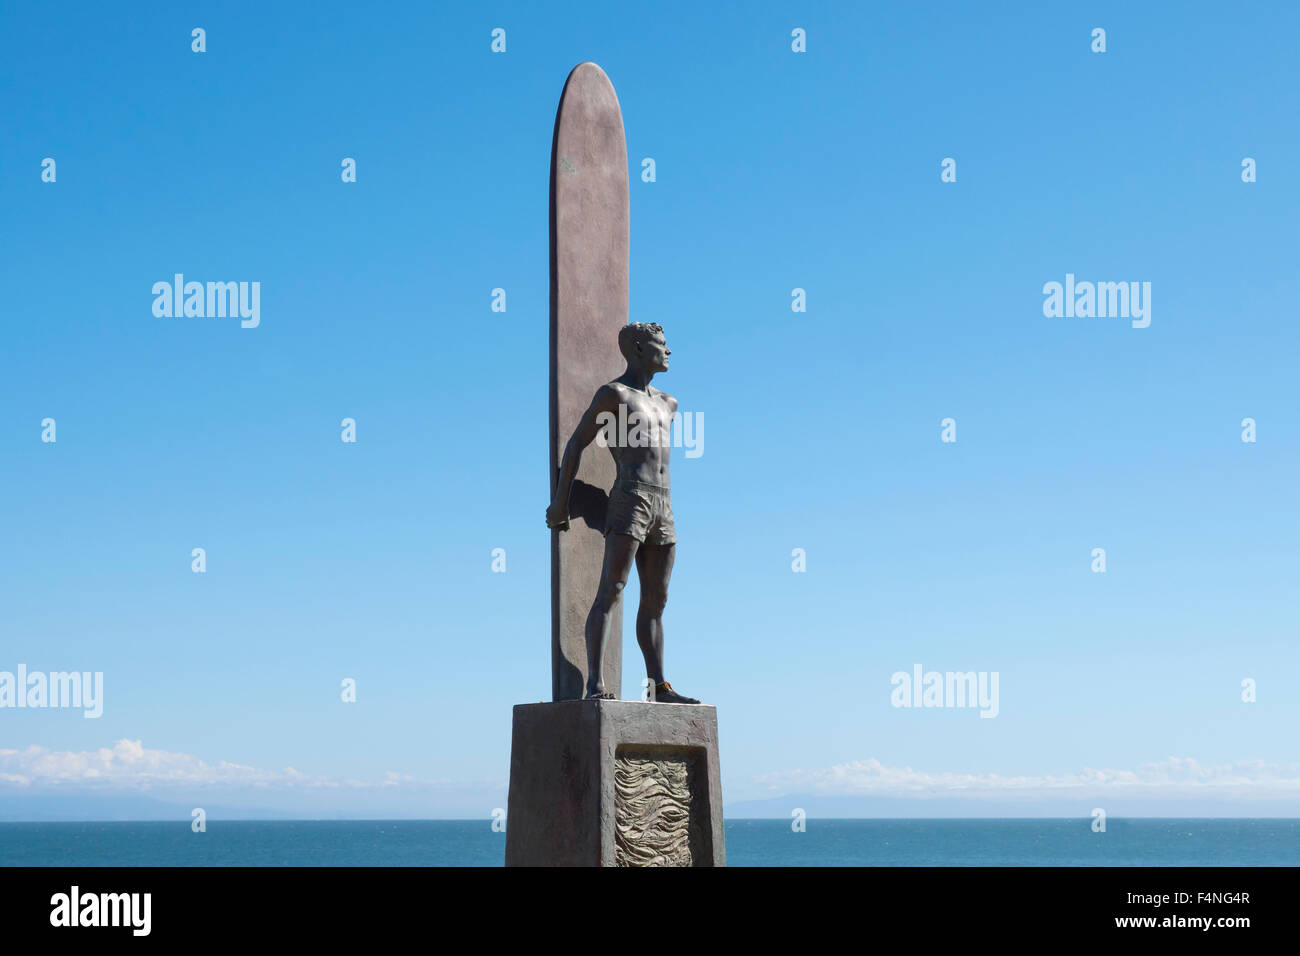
545, 502, 570, 531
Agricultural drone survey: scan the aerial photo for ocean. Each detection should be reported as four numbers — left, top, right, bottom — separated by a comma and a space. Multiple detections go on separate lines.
2, 819, 1296, 866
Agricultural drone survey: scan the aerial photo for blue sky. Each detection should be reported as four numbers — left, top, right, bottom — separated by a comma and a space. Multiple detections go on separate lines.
2, 1, 1298, 819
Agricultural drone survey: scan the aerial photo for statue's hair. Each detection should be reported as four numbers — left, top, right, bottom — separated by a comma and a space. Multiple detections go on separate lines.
618, 322, 664, 362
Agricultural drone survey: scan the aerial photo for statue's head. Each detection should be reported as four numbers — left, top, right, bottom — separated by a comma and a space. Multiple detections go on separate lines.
618, 322, 670, 373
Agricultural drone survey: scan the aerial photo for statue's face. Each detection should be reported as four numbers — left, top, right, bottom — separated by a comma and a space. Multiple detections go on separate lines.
639, 331, 671, 372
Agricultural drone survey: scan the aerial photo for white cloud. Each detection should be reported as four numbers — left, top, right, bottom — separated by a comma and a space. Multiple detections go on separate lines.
0, 739, 453, 792
754, 757, 1300, 799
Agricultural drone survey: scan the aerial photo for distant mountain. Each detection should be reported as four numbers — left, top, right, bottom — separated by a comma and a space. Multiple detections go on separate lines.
5, 788, 1295, 822
0, 784, 507, 821
0, 792, 297, 822
724, 792, 1300, 818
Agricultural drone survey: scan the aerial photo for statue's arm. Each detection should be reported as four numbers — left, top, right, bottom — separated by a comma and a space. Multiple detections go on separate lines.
546, 387, 614, 529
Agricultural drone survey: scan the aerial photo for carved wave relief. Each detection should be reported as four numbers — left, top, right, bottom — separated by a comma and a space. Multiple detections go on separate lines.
613, 751, 704, 866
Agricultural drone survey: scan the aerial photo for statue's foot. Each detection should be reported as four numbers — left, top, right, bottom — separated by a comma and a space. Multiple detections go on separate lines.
653, 682, 700, 705
585, 691, 617, 700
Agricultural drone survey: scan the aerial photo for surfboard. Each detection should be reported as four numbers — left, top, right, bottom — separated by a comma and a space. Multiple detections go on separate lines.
549, 62, 629, 701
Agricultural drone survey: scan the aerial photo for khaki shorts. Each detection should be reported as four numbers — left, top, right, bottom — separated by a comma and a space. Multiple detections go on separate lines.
605, 480, 676, 546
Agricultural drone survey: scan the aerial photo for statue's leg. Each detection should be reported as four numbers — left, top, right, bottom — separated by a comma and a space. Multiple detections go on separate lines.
584, 533, 640, 698
634, 542, 675, 685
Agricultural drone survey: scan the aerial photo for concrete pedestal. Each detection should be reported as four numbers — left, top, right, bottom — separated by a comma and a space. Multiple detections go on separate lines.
505, 699, 725, 867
